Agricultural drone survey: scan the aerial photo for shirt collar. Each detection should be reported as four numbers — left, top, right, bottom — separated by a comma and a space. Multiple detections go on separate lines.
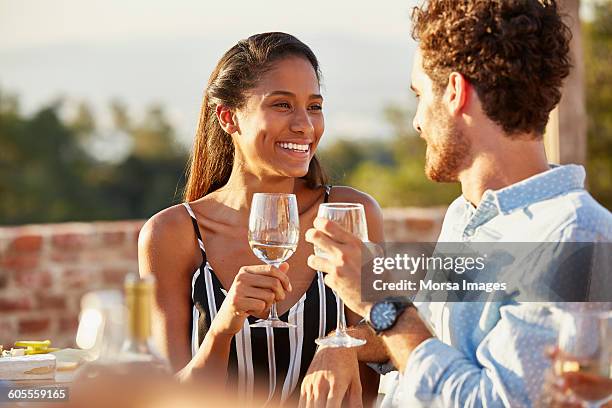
483, 164, 585, 215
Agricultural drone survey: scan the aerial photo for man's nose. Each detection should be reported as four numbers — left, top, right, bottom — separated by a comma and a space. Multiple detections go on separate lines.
413, 116, 422, 134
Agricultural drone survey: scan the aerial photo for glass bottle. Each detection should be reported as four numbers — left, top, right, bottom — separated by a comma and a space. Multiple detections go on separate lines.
116, 274, 169, 374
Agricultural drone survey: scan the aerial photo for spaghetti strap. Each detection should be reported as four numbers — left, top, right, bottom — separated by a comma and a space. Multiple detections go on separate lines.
182, 202, 207, 264
323, 185, 332, 203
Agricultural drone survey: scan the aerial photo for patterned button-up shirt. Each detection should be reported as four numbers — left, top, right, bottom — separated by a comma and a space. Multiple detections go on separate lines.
388, 164, 612, 407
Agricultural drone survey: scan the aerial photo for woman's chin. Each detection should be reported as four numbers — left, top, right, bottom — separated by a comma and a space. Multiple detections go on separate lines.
289, 169, 310, 179
277, 166, 309, 179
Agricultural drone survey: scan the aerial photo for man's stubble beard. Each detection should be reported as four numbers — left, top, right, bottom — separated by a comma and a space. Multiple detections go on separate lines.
424, 102, 472, 183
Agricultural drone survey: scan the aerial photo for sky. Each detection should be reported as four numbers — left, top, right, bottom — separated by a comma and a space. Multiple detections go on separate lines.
0, 0, 421, 152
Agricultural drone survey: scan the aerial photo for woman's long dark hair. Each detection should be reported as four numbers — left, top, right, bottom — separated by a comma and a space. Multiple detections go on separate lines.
184, 32, 329, 202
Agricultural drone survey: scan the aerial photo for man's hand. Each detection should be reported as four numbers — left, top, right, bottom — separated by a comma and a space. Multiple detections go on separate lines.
299, 346, 363, 408
305, 217, 373, 317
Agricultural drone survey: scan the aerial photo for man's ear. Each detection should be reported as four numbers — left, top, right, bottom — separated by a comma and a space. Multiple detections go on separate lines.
216, 105, 239, 134
446, 72, 469, 116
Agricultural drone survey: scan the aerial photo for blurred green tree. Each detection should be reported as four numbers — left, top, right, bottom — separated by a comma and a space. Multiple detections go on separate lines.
319, 105, 461, 207
319, 138, 394, 182
0, 93, 188, 225
0, 93, 95, 223
69, 101, 96, 137
584, 0, 612, 208
131, 104, 184, 160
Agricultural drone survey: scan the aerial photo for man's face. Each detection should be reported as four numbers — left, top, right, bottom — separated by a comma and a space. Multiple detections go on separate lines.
410, 50, 471, 182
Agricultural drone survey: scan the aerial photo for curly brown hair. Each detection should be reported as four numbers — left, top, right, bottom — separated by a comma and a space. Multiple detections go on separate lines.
412, 0, 572, 137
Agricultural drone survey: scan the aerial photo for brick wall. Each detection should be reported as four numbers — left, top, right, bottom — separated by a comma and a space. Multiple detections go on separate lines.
0, 207, 445, 349
0, 221, 143, 349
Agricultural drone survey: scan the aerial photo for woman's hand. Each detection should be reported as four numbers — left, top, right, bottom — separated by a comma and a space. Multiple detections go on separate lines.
299, 346, 363, 408
211, 263, 292, 336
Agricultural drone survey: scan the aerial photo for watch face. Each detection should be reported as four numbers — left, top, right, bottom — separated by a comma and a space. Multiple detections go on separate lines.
371, 302, 397, 331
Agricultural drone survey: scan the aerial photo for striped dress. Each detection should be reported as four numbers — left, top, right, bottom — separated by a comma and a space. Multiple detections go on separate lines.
183, 187, 338, 405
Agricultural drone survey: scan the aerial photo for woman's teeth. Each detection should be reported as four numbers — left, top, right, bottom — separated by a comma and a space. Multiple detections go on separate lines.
277, 142, 309, 152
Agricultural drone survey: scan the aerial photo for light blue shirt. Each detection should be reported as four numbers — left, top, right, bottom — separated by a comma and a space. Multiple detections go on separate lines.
388, 164, 612, 407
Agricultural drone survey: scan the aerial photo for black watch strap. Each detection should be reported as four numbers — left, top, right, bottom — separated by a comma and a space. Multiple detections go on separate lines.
369, 297, 414, 334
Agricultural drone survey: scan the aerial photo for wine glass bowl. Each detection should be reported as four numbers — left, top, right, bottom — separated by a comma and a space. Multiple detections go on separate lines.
248, 193, 299, 329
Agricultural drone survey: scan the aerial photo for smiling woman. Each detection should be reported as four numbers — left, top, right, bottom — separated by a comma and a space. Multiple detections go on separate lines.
184, 33, 327, 200
212, 54, 326, 184
137, 32, 384, 405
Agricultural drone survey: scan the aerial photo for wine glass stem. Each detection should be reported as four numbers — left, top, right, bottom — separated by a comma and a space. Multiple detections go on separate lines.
269, 303, 280, 320
334, 290, 347, 335
268, 262, 282, 321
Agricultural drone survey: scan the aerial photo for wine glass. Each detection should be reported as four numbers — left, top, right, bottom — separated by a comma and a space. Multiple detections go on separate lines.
314, 203, 368, 348
554, 310, 612, 407
248, 193, 299, 328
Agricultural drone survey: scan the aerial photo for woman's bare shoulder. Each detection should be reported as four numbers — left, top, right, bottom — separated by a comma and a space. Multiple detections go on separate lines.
140, 204, 193, 244
138, 203, 200, 278
328, 185, 383, 214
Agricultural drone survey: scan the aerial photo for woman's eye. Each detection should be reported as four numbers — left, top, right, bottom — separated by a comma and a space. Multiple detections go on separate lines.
275, 102, 291, 109
309, 104, 323, 111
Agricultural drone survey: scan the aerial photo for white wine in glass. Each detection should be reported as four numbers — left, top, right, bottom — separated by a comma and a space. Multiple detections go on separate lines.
248, 193, 299, 329
315, 203, 368, 348
554, 310, 612, 407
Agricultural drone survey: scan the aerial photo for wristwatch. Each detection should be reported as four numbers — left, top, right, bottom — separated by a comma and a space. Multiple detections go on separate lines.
367, 297, 414, 334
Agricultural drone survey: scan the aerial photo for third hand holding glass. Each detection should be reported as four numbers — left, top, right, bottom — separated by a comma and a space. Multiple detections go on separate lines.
552, 310, 612, 408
